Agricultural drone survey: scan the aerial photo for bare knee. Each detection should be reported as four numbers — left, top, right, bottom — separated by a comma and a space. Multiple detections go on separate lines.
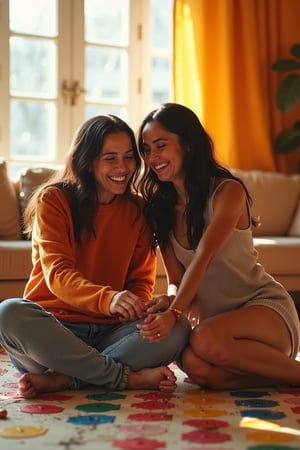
181, 345, 228, 389
181, 345, 211, 385
190, 323, 231, 368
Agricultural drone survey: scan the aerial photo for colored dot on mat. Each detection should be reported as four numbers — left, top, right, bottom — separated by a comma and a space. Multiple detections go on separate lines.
127, 413, 172, 422
2, 382, 18, 388
182, 419, 229, 428
235, 399, 279, 408
245, 430, 296, 443
75, 402, 120, 412
278, 388, 300, 396
230, 391, 270, 398
291, 405, 300, 414
182, 448, 234, 450
0, 425, 47, 438
182, 430, 232, 443
20, 404, 64, 414
87, 392, 126, 401
183, 396, 225, 405
284, 397, 300, 405
240, 409, 286, 420
184, 409, 227, 418
134, 393, 175, 400
0, 391, 22, 399
131, 401, 175, 410
112, 437, 166, 449
119, 424, 167, 435
67, 414, 115, 425
246, 445, 297, 450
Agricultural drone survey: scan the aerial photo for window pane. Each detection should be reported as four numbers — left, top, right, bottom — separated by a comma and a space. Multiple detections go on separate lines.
85, 46, 128, 103
9, 0, 57, 37
151, 57, 171, 104
10, 37, 57, 98
85, 0, 129, 45
151, 0, 172, 49
10, 101, 56, 160
85, 106, 128, 122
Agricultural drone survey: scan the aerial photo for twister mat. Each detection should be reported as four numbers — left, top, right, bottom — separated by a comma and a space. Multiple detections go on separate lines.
1, 346, 300, 450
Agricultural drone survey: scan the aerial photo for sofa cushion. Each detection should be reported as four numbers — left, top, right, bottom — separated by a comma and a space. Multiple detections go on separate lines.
232, 169, 300, 237
0, 240, 32, 279
254, 237, 300, 275
0, 159, 21, 240
19, 166, 58, 214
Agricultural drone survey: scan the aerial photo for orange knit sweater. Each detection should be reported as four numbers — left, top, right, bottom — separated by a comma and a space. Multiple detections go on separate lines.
24, 187, 156, 323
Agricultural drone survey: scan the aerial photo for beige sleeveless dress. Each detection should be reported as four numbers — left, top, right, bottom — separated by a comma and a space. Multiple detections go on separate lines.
170, 179, 300, 358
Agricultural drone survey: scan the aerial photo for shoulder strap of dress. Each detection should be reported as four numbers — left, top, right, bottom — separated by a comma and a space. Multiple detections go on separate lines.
209, 178, 252, 226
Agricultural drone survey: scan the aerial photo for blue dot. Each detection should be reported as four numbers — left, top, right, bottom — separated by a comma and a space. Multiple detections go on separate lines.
236, 399, 279, 408
239, 409, 286, 420
67, 414, 115, 425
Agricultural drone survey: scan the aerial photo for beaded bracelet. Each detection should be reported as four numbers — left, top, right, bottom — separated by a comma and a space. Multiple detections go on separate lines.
168, 307, 183, 326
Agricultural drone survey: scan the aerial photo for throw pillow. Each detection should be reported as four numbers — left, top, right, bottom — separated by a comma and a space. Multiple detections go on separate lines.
0, 159, 21, 240
19, 166, 58, 215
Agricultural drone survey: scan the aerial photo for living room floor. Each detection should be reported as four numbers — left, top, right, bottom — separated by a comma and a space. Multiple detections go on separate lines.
1, 346, 300, 450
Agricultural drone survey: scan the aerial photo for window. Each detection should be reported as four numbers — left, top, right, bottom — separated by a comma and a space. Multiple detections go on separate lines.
0, 0, 173, 175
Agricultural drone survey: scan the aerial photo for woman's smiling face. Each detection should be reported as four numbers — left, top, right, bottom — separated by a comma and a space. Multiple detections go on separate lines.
92, 131, 136, 204
141, 120, 186, 183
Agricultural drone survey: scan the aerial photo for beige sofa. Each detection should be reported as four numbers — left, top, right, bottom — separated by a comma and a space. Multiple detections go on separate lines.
0, 160, 59, 301
1, 159, 300, 306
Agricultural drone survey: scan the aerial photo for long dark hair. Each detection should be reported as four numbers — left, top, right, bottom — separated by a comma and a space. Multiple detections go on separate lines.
137, 103, 256, 251
24, 115, 142, 243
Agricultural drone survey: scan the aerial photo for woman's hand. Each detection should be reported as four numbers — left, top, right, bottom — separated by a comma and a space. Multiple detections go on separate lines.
145, 295, 172, 313
110, 290, 147, 322
136, 310, 176, 342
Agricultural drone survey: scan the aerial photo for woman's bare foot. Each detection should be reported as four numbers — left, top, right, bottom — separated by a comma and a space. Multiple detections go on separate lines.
18, 371, 69, 399
18, 366, 177, 398
127, 366, 177, 392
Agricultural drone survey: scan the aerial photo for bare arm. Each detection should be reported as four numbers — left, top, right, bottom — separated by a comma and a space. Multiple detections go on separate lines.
138, 180, 248, 340
169, 180, 248, 311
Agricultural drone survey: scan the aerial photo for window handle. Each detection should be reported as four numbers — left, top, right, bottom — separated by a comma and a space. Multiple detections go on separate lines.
62, 80, 72, 104
71, 81, 86, 105
61, 80, 86, 105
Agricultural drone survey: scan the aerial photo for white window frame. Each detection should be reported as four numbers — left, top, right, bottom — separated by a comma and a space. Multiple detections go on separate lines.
0, 0, 173, 173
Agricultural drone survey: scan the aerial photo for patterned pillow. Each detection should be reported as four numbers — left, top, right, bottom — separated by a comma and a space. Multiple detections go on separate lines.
0, 159, 21, 240
19, 166, 58, 215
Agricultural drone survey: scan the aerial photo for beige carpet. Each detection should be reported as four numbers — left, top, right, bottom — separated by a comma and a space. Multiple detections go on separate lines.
1, 346, 300, 450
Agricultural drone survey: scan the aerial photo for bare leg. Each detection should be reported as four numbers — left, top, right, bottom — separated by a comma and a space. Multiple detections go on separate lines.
182, 346, 281, 390
183, 306, 300, 388
18, 366, 177, 399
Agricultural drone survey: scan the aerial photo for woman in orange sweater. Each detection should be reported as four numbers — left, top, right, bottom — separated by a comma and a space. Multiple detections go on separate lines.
0, 115, 190, 398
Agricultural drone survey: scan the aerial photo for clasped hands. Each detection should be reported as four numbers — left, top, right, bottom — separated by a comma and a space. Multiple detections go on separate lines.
110, 291, 176, 342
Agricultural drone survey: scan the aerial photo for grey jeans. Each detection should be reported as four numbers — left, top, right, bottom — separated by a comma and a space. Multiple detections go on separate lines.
0, 298, 191, 390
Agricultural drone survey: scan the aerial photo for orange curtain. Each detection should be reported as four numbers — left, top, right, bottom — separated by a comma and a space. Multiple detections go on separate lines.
173, 0, 300, 173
